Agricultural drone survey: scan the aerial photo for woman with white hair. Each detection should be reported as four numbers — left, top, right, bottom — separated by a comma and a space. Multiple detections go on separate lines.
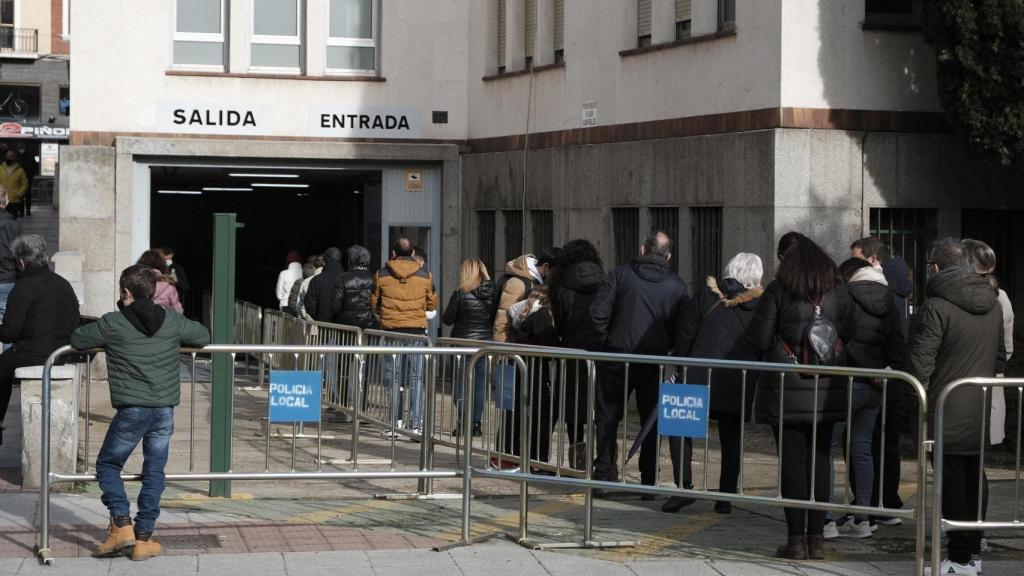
663, 252, 764, 514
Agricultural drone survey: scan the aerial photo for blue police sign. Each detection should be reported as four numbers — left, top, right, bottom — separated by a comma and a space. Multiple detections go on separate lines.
657, 383, 709, 439
268, 371, 322, 423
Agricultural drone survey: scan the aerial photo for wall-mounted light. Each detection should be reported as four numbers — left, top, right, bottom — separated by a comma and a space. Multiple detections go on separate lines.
251, 183, 309, 188
157, 190, 202, 195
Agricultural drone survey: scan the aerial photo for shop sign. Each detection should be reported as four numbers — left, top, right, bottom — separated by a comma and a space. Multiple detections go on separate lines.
0, 122, 71, 140
157, 102, 273, 136
310, 106, 421, 139
405, 169, 422, 192
40, 142, 59, 177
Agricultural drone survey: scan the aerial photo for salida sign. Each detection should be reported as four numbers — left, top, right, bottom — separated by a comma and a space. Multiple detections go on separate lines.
157, 102, 272, 136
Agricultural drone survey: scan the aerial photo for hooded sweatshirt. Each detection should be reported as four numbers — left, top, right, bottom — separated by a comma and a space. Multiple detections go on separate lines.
845, 265, 906, 374
881, 257, 913, 338
591, 254, 688, 354
550, 260, 605, 351
493, 255, 538, 342
371, 257, 437, 331
909, 267, 1007, 454
276, 262, 303, 308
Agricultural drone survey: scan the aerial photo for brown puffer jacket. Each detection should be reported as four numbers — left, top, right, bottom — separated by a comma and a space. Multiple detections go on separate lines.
492, 255, 538, 342
371, 258, 438, 330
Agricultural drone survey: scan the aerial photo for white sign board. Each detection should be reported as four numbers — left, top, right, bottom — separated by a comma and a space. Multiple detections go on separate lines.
310, 106, 422, 139
40, 142, 58, 177
156, 102, 273, 136
582, 101, 598, 128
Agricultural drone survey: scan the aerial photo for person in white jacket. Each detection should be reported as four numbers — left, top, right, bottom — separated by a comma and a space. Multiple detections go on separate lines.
275, 251, 303, 310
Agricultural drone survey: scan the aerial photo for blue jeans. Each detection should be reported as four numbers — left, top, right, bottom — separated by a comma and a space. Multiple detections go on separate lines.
382, 340, 425, 429
828, 382, 881, 521
96, 406, 174, 535
0, 282, 13, 351
454, 359, 486, 424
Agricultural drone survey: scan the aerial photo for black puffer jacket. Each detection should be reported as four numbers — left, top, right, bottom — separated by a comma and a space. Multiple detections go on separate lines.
746, 280, 854, 425
0, 265, 80, 359
442, 281, 496, 341
844, 266, 907, 374
881, 257, 913, 339
591, 255, 688, 354
674, 277, 763, 420
910, 267, 1006, 454
329, 267, 378, 329
550, 261, 604, 350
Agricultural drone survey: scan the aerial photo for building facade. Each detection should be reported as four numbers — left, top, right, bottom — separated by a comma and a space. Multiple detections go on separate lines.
0, 0, 70, 201
63, 0, 1024, 318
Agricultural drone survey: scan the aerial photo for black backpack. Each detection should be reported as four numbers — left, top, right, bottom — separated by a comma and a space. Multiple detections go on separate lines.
491, 273, 534, 322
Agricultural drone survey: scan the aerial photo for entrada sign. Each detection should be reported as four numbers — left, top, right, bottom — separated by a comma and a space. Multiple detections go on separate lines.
309, 106, 421, 138
156, 102, 273, 136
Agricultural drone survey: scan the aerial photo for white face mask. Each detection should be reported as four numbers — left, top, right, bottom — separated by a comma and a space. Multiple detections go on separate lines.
165, 259, 173, 266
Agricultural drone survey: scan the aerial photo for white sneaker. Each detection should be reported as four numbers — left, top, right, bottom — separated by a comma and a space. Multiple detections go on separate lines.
837, 517, 873, 539
924, 559, 978, 576
970, 554, 982, 574
823, 520, 839, 540
875, 516, 902, 526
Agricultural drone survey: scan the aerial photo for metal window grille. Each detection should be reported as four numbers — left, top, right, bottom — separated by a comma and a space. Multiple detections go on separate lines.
477, 210, 496, 278
553, 0, 564, 53
497, 0, 507, 71
650, 207, 679, 273
962, 209, 1024, 308
525, 0, 536, 60
718, 0, 735, 29
869, 208, 938, 313
612, 207, 640, 267
504, 209, 524, 261
691, 207, 723, 284
637, 0, 652, 45
531, 210, 553, 255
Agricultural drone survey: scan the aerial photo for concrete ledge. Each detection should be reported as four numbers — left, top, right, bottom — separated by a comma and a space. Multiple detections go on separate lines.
19, 364, 80, 490
14, 365, 78, 380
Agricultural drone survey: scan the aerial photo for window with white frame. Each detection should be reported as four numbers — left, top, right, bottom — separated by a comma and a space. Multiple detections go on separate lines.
251, 0, 303, 72
173, 0, 225, 69
326, 0, 377, 74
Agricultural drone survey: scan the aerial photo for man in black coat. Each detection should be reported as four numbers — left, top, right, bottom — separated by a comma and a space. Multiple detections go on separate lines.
305, 246, 345, 323
0, 235, 79, 444
910, 238, 1005, 575
0, 189, 21, 324
590, 231, 688, 490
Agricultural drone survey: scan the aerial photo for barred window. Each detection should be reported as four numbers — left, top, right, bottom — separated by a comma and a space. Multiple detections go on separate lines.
650, 207, 679, 273
503, 209, 523, 261
691, 207, 722, 284
531, 209, 553, 255
476, 210, 496, 278
869, 208, 937, 313
612, 207, 640, 267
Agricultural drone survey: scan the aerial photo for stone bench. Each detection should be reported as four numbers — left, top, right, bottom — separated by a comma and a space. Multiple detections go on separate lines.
19, 365, 80, 490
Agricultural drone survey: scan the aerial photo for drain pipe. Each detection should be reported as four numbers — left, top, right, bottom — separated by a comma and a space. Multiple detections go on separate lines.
521, 61, 535, 256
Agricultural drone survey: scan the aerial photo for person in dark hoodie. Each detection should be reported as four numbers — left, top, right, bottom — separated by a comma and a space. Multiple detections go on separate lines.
663, 252, 764, 515
911, 238, 1005, 576
746, 234, 854, 560
547, 239, 605, 469
442, 257, 495, 436
0, 234, 77, 446
591, 231, 688, 492
330, 245, 378, 329
304, 246, 345, 323
824, 257, 907, 540
850, 237, 913, 524
72, 264, 209, 562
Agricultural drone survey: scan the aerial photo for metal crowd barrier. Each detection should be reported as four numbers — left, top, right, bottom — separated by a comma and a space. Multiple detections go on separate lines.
261, 309, 306, 370
931, 377, 1024, 572
457, 347, 930, 575
35, 343, 478, 566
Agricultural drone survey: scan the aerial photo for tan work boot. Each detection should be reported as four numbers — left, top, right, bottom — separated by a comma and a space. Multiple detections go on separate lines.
129, 536, 163, 561
93, 517, 136, 558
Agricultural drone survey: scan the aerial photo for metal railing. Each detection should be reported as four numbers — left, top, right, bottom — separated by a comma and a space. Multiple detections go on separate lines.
0, 27, 38, 53
457, 347, 930, 575
35, 343, 478, 566
931, 377, 1024, 571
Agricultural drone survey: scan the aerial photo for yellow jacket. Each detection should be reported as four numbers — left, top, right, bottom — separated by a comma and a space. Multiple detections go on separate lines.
371, 258, 437, 330
0, 164, 28, 203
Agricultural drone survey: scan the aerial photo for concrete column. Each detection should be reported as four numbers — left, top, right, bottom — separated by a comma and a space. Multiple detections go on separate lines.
228, 0, 250, 73
305, 0, 326, 75
652, 0, 676, 44
534, 0, 555, 66
20, 365, 78, 491
691, 0, 718, 36
506, 0, 527, 71
52, 251, 84, 306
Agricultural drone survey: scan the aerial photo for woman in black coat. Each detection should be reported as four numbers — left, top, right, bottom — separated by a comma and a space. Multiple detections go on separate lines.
330, 245, 378, 330
442, 258, 496, 436
745, 235, 854, 560
662, 253, 764, 515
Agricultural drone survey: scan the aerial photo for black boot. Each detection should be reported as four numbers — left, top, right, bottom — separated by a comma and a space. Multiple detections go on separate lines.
806, 534, 825, 560
776, 535, 808, 560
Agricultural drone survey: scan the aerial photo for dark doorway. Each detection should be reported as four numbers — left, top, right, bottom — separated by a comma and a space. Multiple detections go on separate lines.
150, 166, 382, 316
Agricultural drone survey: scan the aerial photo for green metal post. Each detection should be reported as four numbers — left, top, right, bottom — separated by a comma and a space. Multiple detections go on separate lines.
210, 213, 237, 497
